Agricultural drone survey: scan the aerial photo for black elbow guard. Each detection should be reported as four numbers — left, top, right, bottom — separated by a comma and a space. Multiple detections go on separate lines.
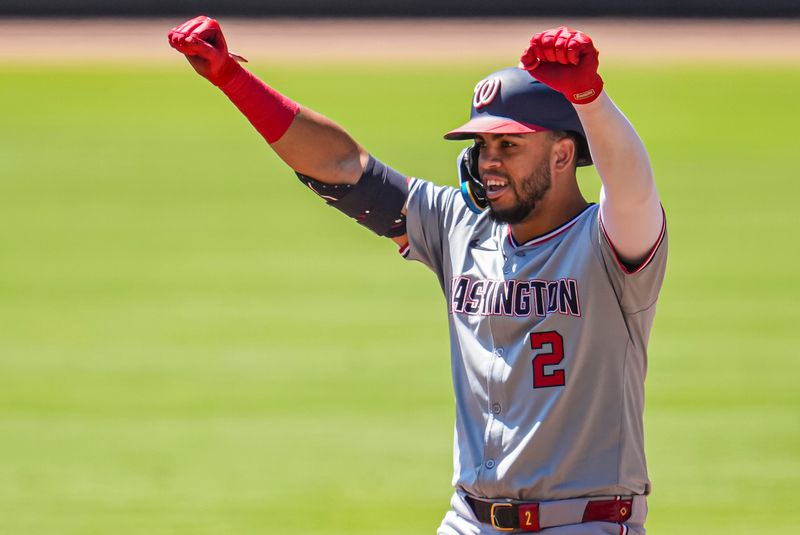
296, 156, 408, 238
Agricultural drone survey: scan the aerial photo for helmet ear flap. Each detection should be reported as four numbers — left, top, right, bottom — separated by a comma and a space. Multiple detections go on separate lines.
458, 144, 487, 213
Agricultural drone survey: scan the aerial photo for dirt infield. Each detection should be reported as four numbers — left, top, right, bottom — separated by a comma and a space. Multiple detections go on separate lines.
2, 18, 799, 64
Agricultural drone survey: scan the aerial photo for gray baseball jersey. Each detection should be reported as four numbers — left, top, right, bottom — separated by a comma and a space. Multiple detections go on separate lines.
401, 177, 667, 501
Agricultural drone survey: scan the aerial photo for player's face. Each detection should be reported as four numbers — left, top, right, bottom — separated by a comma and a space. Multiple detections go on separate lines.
475, 133, 553, 224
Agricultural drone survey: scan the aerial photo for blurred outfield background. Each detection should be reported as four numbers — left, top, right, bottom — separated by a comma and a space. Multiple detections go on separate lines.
1, 16, 799, 535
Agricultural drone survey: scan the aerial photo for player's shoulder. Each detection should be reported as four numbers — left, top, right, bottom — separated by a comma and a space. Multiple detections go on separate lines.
408, 177, 459, 205
407, 177, 478, 221
574, 202, 602, 236
406, 177, 497, 244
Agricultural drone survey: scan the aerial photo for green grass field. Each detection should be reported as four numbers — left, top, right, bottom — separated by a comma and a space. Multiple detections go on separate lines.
1, 61, 799, 534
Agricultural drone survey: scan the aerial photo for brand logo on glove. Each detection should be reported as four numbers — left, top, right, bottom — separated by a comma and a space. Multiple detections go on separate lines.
573, 89, 596, 101
473, 77, 501, 109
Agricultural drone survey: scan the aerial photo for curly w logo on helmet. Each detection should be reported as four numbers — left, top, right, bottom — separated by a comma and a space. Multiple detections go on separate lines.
473, 77, 501, 108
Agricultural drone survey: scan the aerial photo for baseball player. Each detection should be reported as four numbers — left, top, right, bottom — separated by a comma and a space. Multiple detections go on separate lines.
168, 17, 666, 534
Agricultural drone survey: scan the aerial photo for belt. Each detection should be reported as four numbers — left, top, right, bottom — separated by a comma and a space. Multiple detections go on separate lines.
465, 494, 635, 532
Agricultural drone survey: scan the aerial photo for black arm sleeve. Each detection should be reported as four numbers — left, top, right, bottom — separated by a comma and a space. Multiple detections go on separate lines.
296, 155, 408, 238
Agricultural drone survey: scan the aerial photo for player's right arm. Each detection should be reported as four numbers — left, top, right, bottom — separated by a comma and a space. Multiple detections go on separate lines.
167, 16, 409, 248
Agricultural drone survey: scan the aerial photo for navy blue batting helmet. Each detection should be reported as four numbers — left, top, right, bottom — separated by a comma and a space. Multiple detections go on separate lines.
444, 67, 592, 167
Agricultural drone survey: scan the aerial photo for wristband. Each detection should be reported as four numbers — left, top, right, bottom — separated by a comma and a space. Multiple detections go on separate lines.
219, 63, 300, 144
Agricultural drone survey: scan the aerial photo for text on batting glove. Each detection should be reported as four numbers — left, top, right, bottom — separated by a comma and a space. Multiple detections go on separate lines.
520, 26, 604, 104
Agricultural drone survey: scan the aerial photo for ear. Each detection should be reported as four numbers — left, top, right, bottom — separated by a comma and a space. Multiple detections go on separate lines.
550, 137, 576, 173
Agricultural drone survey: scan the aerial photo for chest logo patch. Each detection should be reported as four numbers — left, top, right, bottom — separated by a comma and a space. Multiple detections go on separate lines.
473, 77, 501, 109
449, 276, 581, 318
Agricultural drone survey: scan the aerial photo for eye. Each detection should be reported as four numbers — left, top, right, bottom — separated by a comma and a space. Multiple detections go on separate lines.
501, 140, 516, 148
474, 140, 486, 149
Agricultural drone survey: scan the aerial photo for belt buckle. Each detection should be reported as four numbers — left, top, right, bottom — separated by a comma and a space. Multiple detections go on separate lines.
490, 502, 515, 532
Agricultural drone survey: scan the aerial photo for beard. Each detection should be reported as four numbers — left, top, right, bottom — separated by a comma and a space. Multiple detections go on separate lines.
487, 160, 552, 224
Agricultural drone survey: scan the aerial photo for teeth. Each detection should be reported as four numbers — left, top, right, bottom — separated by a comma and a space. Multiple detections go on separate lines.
485, 178, 507, 187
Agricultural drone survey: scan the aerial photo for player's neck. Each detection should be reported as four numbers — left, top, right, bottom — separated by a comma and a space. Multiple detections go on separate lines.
509, 191, 589, 245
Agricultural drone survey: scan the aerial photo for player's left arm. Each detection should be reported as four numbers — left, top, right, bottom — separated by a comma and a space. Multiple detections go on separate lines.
521, 27, 664, 268
574, 94, 663, 268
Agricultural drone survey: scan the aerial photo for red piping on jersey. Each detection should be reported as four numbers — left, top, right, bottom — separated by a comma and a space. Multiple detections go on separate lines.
600, 206, 666, 276
507, 204, 594, 248
398, 242, 410, 257
393, 177, 413, 257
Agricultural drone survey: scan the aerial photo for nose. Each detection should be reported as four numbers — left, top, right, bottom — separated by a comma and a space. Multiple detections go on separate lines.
478, 145, 502, 172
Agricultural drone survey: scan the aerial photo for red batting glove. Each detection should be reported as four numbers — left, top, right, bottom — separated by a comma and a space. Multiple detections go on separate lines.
519, 27, 603, 104
167, 15, 246, 87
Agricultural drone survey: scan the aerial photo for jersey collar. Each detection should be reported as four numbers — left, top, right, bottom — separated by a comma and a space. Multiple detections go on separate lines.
506, 204, 595, 248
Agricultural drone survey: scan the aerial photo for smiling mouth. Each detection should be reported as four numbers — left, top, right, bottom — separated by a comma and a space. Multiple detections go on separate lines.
483, 175, 510, 200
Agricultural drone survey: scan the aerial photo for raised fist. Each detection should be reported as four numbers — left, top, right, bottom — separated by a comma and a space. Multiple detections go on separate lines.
167, 15, 245, 87
519, 27, 603, 104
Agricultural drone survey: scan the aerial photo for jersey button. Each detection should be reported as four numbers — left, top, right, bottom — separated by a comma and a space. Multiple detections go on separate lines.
485, 459, 495, 469
493, 347, 504, 357
491, 403, 502, 415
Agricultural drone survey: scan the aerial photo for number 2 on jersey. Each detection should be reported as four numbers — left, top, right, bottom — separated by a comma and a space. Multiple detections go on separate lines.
530, 331, 566, 388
